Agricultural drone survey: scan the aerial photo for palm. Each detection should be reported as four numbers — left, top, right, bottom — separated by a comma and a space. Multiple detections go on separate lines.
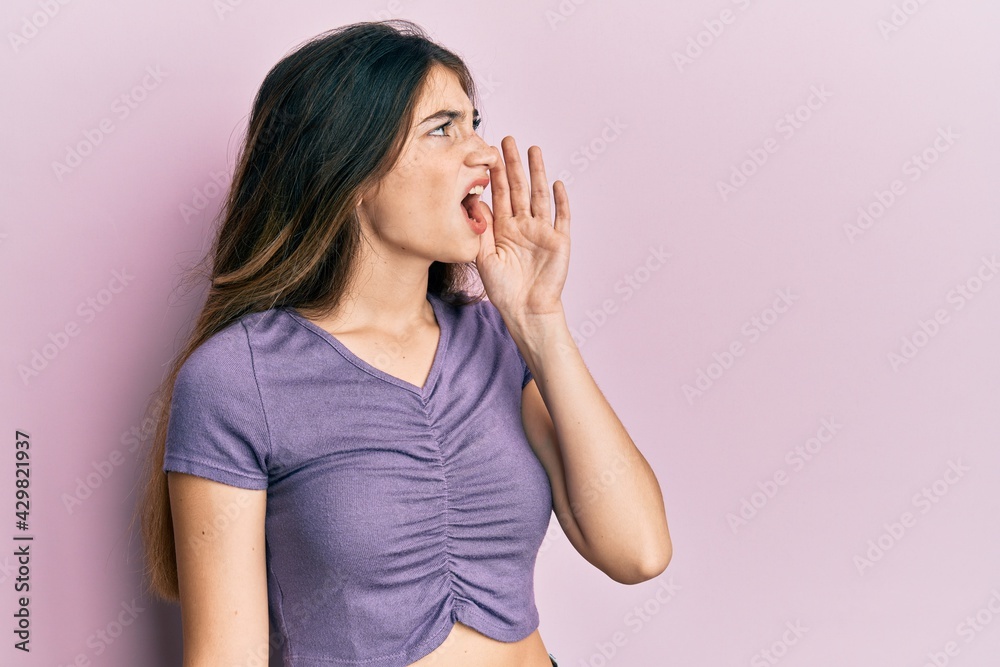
474, 137, 571, 322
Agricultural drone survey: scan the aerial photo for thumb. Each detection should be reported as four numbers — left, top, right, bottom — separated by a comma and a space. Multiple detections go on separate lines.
475, 199, 494, 226
475, 200, 497, 267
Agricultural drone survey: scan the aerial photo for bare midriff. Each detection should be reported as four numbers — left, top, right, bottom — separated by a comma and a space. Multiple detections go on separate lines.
407, 620, 551, 667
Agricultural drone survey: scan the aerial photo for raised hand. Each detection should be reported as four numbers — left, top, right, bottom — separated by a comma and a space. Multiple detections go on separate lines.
473, 136, 571, 324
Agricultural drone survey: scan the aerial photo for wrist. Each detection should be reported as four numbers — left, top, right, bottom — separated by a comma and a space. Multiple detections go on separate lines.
506, 308, 575, 370
506, 306, 568, 344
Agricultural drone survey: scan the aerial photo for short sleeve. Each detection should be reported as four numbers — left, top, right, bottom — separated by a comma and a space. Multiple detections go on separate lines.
480, 299, 533, 390
163, 322, 271, 489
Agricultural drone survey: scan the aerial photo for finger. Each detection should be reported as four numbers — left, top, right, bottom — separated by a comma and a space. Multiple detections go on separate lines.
488, 145, 513, 222
527, 145, 552, 222
552, 180, 570, 236
475, 200, 497, 265
501, 136, 531, 217
475, 198, 494, 227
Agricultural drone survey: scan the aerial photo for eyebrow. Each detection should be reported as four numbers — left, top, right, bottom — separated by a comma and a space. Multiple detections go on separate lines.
418, 108, 481, 127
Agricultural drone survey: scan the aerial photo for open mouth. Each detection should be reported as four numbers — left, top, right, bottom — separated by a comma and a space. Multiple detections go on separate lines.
459, 180, 489, 234
460, 191, 480, 223
460, 183, 487, 226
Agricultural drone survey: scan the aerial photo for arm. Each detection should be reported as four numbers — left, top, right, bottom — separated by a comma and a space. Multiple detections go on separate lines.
512, 309, 672, 585
168, 472, 270, 666
476, 136, 671, 583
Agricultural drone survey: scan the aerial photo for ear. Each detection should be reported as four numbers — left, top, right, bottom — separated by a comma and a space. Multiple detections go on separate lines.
354, 186, 375, 229
357, 178, 380, 207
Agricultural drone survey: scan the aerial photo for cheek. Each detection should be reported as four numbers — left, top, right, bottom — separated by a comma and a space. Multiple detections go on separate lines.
404, 192, 450, 224
411, 184, 458, 220
377, 192, 455, 240
378, 164, 459, 230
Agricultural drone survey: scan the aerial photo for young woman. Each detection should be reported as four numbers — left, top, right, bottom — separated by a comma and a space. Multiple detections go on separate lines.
135, 19, 672, 667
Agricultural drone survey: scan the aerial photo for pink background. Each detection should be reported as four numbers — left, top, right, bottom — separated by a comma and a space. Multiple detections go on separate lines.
3, 1, 1000, 665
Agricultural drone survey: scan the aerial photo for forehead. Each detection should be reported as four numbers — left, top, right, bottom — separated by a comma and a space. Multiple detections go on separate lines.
413, 64, 472, 115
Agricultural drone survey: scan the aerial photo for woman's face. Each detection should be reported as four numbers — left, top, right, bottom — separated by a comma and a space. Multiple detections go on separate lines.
357, 63, 498, 265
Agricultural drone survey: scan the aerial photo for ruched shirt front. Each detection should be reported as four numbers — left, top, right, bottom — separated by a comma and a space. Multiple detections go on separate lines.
163, 291, 553, 666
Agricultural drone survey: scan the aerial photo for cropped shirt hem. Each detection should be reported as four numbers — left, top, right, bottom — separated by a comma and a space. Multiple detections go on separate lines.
284, 601, 540, 666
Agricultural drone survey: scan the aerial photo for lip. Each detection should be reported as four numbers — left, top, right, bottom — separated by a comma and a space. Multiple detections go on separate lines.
462, 176, 490, 200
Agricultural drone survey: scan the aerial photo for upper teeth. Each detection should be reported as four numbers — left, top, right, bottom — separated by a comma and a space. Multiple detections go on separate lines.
468, 185, 485, 196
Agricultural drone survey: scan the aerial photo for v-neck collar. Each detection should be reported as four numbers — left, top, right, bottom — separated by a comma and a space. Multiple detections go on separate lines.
283, 292, 449, 398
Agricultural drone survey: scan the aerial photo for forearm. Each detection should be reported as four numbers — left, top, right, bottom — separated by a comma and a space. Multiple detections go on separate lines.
506, 307, 672, 579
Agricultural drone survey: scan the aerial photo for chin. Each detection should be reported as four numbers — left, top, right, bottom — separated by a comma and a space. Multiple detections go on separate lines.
448, 221, 483, 261
450, 242, 480, 265
427, 237, 478, 266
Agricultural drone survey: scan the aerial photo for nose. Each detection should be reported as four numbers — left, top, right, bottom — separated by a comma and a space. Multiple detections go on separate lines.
466, 133, 499, 171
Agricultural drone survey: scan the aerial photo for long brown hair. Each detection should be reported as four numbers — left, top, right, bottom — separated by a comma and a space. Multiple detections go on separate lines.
133, 19, 486, 602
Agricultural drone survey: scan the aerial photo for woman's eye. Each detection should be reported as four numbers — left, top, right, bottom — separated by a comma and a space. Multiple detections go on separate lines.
429, 117, 482, 137
430, 120, 452, 137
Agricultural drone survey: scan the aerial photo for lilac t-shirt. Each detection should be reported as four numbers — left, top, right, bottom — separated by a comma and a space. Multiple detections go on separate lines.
163, 292, 553, 666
